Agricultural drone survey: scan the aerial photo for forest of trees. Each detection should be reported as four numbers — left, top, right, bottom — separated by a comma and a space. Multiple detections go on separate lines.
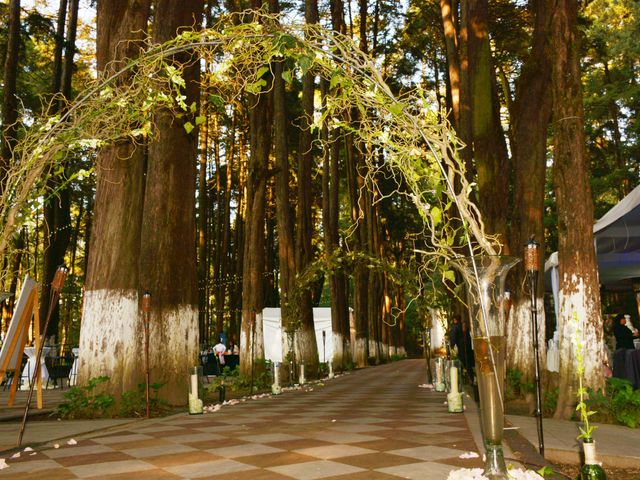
0, 0, 638, 416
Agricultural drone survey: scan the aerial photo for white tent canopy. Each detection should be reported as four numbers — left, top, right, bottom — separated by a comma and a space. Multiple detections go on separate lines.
545, 183, 640, 287
262, 308, 334, 363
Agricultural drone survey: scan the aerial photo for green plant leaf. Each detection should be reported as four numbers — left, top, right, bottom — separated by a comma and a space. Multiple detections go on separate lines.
443, 270, 456, 283
298, 54, 313, 75
256, 65, 269, 79
183, 121, 195, 134
537, 466, 555, 477
431, 206, 442, 226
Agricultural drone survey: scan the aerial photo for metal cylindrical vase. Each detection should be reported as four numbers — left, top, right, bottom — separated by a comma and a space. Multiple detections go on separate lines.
452, 255, 520, 479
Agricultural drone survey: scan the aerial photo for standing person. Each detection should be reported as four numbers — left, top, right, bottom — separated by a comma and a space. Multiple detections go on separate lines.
460, 320, 475, 383
449, 315, 463, 355
450, 315, 474, 384
213, 338, 227, 370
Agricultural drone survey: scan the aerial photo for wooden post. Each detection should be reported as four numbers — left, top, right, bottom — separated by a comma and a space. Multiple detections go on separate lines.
18, 266, 67, 447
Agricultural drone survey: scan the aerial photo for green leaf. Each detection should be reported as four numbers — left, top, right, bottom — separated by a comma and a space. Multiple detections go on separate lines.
209, 94, 224, 108
537, 466, 555, 477
443, 270, 456, 283
298, 55, 313, 75
330, 71, 343, 90
256, 65, 269, 79
276, 33, 297, 51
389, 102, 406, 116
183, 121, 194, 134
189, 101, 197, 114
246, 78, 267, 94
431, 206, 442, 226
195, 116, 206, 126
282, 69, 293, 84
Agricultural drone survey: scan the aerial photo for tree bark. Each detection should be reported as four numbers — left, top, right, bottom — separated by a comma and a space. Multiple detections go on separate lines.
79, 0, 151, 396
137, 0, 203, 405
327, 0, 351, 368
197, 88, 209, 347
51, 0, 68, 104
506, 0, 553, 385
440, 0, 460, 127
467, 0, 510, 244
269, 0, 298, 370
40, 0, 79, 341
1, 0, 21, 196
551, 0, 605, 419
294, 0, 320, 375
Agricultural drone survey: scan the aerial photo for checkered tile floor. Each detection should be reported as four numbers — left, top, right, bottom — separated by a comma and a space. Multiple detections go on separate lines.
0, 359, 483, 479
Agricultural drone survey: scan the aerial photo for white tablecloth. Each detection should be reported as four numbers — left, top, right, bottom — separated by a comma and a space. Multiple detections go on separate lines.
21, 346, 50, 388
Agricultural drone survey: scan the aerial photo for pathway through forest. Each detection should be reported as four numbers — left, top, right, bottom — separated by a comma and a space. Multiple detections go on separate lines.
1, 360, 486, 479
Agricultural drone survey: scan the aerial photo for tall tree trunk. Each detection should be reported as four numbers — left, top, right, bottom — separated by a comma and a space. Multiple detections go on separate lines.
197, 88, 209, 347
137, 0, 203, 404
506, 0, 553, 386
294, 0, 320, 375
345, 0, 371, 368
457, 0, 473, 176
321, 78, 350, 368
240, 4, 271, 372
603, 62, 628, 197
366, 191, 382, 362
345, 123, 369, 367
1, 0, 21, 195
440, 0, 460, 127
467, 0, 509, 244
79, 0, 151, 396
52, 0, 68, 105
329, 0, 351, 368
240, 95, 268, 374
229, 128, 246, 344
551, 0, 605, 419
216, 112, 236, 341
269, 0, 298, 368
40, 0, 80, 341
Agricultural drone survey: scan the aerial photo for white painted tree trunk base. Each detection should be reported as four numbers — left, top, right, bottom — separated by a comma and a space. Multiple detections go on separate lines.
79, 289, 199, 405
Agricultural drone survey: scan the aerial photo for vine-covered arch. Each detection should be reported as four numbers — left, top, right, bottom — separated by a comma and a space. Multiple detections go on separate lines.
0, 10, 498, 289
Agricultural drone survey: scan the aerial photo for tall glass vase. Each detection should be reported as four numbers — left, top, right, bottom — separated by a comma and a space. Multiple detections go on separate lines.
452, 255, 520, 480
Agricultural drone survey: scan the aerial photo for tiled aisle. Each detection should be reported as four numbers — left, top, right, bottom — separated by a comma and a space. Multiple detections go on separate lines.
0, 359, 483, 479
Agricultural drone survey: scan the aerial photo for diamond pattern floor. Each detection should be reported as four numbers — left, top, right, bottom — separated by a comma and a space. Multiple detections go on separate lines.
0, 360, 483, 479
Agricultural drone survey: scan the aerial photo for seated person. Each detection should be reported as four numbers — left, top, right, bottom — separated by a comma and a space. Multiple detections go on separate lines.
613, 313, 638, 350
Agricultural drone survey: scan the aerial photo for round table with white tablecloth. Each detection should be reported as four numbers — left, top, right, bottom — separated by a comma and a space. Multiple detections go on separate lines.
21, 346, 51, 389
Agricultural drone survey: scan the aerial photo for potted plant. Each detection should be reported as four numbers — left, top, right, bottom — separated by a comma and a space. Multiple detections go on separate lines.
574, 312, 607, 480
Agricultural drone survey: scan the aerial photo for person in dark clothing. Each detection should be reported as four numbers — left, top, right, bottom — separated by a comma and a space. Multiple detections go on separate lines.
450, 315, 475, 383
613, 313, 638, 350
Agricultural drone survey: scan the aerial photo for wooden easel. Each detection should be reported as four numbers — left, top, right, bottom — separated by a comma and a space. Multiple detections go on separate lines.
0, 276, 43, 409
